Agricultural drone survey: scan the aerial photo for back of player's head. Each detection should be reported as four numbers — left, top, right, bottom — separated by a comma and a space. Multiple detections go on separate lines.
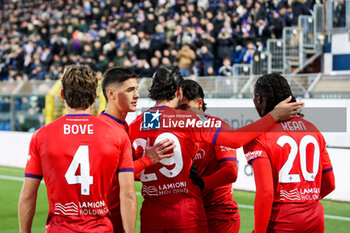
148, 67, 184, 101
182, 79, 207, 112
102, 67, 138, 100
61, 65, 97, 110
255, 73, 296, 115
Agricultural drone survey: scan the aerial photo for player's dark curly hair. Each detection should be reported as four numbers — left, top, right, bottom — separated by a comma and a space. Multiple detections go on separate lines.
61, 65, 97, 110
182, 79, 207, 112
148, 67, 184, 101
255, 73, 296, 116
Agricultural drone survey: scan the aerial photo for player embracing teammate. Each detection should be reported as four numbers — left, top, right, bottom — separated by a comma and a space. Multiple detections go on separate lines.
128, 67, 303, 233
179, 79, 240, 233
244, 73, 335, 233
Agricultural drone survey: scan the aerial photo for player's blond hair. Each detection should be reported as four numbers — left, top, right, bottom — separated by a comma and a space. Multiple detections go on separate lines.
61, 65, 98, 110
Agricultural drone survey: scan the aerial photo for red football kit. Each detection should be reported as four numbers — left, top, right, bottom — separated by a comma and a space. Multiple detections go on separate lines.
25, 114, 134, 233
98, 112, 134, 233
194, 116, 240, 233
128, 106, 278, 232
243, 117, 334, 233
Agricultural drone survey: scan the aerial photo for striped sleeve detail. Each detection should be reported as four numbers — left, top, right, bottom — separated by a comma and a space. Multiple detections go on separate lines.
212, 127, 223, 145
218, 158, 237, 163
25, 173, 43, 179
322, 167, 333, 174
117, 168, 135, 173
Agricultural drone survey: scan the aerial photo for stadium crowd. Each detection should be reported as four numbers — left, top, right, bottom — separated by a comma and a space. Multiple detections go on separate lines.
0, 0, 316, 82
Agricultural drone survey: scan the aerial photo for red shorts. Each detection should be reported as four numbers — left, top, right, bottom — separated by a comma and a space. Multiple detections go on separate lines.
208, 217, 240, 233
141, 226, 209, 233
267, 201, 324, 233
114, 224, 124, 233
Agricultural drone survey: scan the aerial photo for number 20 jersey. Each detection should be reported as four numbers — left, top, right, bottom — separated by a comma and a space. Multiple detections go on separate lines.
24, 114, 133, 232
243, 116, 333, 203
128, 106, 222, 231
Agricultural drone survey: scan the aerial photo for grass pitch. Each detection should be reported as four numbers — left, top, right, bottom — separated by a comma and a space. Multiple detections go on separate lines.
1, 166, 349, 233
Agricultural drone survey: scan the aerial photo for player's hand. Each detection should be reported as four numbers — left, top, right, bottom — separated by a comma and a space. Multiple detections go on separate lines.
145, 138, 175, 164
189, 164, 204, 190
270, 96, 304, 121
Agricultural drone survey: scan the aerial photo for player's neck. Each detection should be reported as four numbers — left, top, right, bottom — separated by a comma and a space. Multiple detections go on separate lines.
155, 99, 179, 109
104, 106, 127, 122
66, 106, 91, 115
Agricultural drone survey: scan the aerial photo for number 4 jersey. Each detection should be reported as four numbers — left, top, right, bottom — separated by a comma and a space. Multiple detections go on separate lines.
24, 114, 133, 232
243, 116, 333, 203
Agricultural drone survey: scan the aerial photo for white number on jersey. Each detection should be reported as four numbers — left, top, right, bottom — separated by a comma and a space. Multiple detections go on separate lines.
65, 145, 93, 195
278, 135, 320, 183
132, 133, 183, 182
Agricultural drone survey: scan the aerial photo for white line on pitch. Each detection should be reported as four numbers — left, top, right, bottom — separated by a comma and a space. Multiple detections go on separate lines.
2, 175, 350, 222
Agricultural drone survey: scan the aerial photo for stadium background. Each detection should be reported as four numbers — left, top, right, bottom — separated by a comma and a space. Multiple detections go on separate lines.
0, 0, 350, 232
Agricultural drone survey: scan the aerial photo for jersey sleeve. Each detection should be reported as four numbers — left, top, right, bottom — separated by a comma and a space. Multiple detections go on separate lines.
24, 130, 43, 179
319, 134, 333, 174
214, 113, 276, 149
215, 145, 237, 162
117, 131, 134, 173
243, 138, 269, 165
202, 145, 238, 190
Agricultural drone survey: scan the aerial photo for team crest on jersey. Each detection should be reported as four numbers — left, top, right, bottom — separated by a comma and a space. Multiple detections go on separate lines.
143, 110, 161, 129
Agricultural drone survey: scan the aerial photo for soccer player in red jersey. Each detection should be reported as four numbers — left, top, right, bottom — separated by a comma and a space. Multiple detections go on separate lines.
243, 73, 336, 233
98, 67, 175, 232
179, 79, 240, 233
128, 67, 303, 233
18, 65, 136, 233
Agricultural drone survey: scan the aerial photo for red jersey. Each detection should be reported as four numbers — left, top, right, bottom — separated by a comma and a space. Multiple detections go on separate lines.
128, 106, 224, 231
243, 117, 333, 204
24, 114, 134, 233
193, 115, 239, 222
97, 112, 131, 231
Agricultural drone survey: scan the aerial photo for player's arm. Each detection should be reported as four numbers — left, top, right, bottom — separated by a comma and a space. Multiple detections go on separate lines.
201, 147, 237, 190
320, 170, 335, 198
18, 177, 41, 233
213, 96, 304, 148
118, 172, 137, 233
252, 157, 274, 233
133, 138, 175, 174
320, 146, 335, 198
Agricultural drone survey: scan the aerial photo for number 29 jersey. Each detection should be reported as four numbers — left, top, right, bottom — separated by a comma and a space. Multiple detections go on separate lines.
128, 106, 222, 231
243, 117, 333, 203
24, 114, 132, 232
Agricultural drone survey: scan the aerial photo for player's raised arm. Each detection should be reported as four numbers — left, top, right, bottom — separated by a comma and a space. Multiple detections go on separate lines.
213, 96, 304, 149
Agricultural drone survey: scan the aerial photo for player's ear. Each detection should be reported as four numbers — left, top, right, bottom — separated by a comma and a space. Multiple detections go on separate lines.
60, 90, 64, 100
176, 87, 182, 99
255, 93, 263, 104
107, 88, 115, 100
197, 98, 203, 110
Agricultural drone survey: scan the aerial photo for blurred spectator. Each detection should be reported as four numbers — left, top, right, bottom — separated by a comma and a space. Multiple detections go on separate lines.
243, 41, 256, 64
218, 58, 234, 76
291, 0, 311, 25
269, 10, 285, 38
196, 45, 214, 76
176, 44, 196, 77
333, 0, 346, 28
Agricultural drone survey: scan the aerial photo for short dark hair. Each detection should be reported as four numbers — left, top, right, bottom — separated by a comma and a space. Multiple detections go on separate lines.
102, 67, 138, 101
61, 65, 97, 110
148, 67, 184, 101
182, 79, 207, 112
254, 73, 296, 116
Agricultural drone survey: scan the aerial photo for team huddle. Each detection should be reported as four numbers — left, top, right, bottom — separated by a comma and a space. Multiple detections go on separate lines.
18, 65, 335, 233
